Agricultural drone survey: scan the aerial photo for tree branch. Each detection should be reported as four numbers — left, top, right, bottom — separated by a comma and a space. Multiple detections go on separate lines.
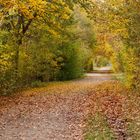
22, 12, 37, 35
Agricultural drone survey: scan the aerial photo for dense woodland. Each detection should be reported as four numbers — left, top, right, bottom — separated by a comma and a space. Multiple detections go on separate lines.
0, 1, 140, 139
0, 0, 140, 94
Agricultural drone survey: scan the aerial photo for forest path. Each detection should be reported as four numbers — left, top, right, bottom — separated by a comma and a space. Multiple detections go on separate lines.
0, 73, 114, 140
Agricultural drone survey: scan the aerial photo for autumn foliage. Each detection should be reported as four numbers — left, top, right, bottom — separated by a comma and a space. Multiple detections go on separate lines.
0, 1, 140, 92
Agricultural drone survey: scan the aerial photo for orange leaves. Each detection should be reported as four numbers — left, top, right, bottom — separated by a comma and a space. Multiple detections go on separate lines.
86, 81, 140, 139
0, 74, 139, 139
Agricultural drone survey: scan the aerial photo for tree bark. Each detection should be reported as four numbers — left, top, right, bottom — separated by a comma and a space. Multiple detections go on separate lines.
15, 37, 22, 72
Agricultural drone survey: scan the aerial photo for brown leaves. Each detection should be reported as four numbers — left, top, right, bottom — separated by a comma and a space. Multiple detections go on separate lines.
0, 76, 139, 139
86, 81, 139, 139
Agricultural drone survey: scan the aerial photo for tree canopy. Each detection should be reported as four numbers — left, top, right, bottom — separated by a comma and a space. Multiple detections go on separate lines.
0, 0, 140, 94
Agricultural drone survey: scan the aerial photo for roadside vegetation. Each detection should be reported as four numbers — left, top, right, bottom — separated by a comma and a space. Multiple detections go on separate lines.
85, 81, 140, 140
0, 0, 140, 139
1, 0, 140, 95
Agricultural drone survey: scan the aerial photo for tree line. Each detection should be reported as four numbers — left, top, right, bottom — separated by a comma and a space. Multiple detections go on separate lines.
0, 0, 95, 94
0, 0, 140, 95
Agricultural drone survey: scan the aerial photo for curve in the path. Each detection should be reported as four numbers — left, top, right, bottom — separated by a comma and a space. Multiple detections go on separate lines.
0, 73, 114, 140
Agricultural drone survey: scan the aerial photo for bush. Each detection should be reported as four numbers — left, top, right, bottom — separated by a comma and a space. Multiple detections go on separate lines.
120, 47, 140, 90
58, 42, 85, 80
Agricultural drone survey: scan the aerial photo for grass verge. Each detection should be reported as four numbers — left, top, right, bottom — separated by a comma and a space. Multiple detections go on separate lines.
84, 113, 115, 140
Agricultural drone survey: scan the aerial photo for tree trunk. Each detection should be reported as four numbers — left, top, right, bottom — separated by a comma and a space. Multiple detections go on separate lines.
15, 37, 22, 73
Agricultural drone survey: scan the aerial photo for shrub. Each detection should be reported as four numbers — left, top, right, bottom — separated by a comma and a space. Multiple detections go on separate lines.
58, 42, 85, 80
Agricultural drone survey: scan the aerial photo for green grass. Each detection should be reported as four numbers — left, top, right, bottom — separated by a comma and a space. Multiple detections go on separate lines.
114, 73, 125, 81
85, 113, 115, 140
127, 120, 140, 140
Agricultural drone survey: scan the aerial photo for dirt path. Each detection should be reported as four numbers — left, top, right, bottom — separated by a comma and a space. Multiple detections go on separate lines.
0, 73, 114, 140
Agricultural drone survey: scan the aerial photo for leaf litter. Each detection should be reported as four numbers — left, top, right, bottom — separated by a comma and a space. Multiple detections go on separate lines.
0, 74, 140, 140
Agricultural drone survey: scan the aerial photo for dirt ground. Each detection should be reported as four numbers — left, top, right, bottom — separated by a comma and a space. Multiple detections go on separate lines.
0, 73, 116, 140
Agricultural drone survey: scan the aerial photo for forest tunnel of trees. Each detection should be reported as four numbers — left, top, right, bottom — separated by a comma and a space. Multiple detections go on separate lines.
0, 0, 140, 95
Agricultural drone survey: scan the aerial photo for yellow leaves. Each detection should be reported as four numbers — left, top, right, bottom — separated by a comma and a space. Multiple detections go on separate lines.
0, 45, 14, 72
18, 3, 33, 19
18, 0, 47, 19
0, 0, 15, 8
46, 0, 71, 21
94, 42, 114, 58
120, 47, 139, 88
61, 13, 70, 20
1, 0, 72, 35
47, 28, 59, 36
1, 0, 47, 19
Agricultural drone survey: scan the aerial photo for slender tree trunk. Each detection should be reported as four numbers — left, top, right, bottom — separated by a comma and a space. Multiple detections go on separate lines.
15, 45, 20, 72
15, 37, 22, 73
